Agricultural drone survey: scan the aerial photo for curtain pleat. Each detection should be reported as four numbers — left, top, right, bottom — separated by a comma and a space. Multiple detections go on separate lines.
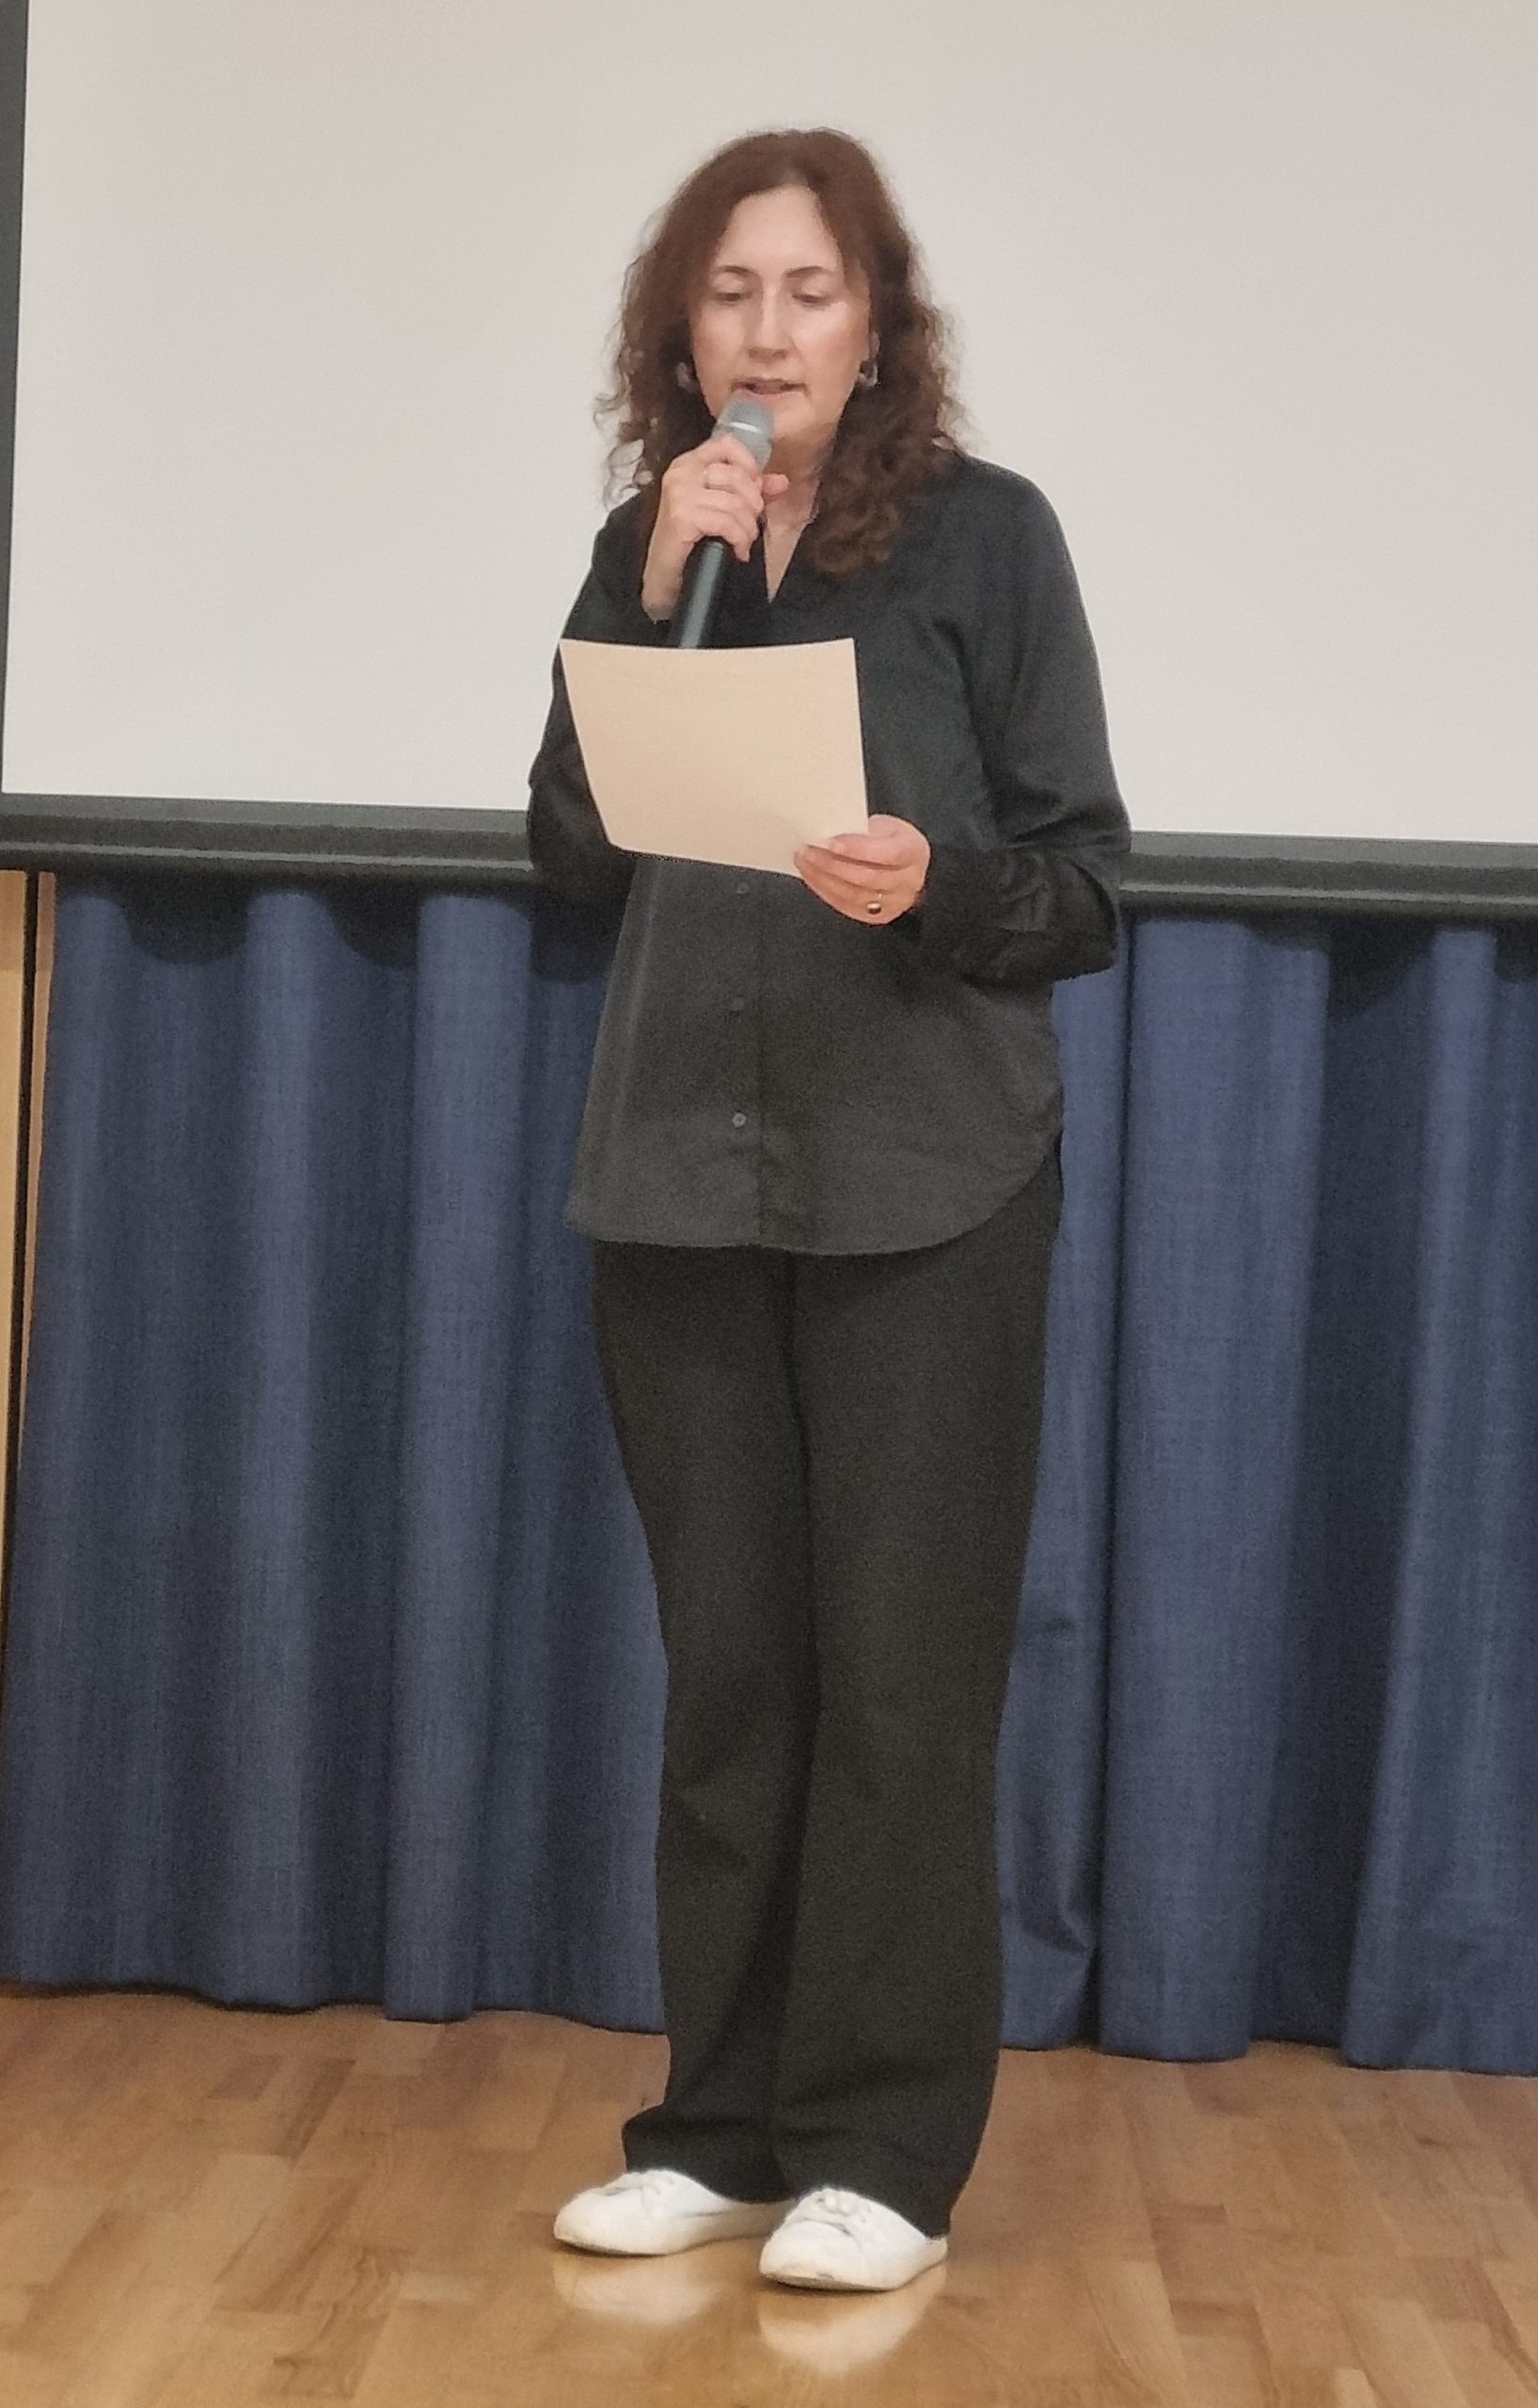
1, 879, 1533, 2065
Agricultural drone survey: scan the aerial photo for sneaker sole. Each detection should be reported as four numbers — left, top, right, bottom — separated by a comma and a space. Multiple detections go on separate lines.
760, 2236, 948, 2291
554, 2200, 790, 2257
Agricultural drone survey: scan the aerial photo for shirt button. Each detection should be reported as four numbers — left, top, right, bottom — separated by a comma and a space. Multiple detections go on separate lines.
729, 996, 747, 1013
734, 880, 751, 896
731, 1112, 748, 1129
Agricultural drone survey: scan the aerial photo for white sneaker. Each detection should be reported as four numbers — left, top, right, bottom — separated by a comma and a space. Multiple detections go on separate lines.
553, 2168, 790, 2257
758, 2187, 948, 2291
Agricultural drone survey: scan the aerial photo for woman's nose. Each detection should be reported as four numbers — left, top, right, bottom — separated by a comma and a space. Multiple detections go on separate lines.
748, 299, 788, 353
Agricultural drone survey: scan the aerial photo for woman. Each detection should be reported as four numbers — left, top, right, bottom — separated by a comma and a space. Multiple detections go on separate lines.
528, 127, 1129, 2293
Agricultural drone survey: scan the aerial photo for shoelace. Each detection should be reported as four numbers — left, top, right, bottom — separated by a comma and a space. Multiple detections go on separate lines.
795, 2186, 879, 2233
614, 2169, 687, 2200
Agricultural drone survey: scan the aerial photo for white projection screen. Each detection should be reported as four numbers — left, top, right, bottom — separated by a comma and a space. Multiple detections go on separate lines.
0, 0, 1534, 903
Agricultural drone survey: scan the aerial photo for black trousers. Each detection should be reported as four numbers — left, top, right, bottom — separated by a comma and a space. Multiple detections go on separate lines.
589, 1154, 1060, 2237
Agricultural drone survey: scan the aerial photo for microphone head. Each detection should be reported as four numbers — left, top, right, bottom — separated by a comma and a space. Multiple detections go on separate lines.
713, 393, 775, 469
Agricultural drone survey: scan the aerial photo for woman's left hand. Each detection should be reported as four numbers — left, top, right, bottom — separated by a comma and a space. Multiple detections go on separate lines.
794, 816, 931, 925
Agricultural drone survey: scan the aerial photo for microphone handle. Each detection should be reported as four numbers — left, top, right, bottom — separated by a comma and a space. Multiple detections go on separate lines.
666, 536, 731, 651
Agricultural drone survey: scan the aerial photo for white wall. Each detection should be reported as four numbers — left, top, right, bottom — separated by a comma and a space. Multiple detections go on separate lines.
2, 0, 1533, 842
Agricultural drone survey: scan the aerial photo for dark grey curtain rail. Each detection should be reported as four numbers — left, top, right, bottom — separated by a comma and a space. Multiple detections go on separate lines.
0, 800, 1535, 918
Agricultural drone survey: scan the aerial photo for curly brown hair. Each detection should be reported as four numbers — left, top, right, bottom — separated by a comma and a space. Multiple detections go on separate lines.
600, 128, 963, 579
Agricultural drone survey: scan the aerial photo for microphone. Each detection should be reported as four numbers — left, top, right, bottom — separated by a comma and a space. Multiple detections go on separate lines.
666, 394, 776, 651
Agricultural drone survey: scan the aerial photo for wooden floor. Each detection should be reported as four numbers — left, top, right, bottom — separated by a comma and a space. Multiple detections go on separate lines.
1, 1989, 1537, 2404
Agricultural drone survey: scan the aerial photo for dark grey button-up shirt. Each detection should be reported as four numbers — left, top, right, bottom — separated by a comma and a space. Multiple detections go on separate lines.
527, 452, 1130, 1254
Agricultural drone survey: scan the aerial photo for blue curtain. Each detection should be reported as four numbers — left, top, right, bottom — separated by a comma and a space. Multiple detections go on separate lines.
1, 879, 1534, 2067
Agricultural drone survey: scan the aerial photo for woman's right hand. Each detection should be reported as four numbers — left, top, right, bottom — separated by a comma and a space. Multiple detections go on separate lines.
641, 434, 789, 622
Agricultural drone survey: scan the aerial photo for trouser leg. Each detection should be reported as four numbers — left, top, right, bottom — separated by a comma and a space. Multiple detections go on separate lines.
772, 1158, 1061, 2235
590, 1240, 811, 2201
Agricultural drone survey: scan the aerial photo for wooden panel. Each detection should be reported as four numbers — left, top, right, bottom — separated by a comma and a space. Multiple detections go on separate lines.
0, 872, 53, 1650
19, 873, 54, 1402
0, 872, 33, 1647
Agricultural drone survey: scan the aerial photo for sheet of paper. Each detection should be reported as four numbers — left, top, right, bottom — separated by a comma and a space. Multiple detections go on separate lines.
559, 636, 868, 877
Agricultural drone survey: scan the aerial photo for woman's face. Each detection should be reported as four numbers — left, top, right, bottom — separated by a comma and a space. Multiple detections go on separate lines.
688, 184, 872, 473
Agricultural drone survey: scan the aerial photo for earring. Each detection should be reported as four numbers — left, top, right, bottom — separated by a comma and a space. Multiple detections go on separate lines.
856, 355, 879, 390
674, 358, 700, 394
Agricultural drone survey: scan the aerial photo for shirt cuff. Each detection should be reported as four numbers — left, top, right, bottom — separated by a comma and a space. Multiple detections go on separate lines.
897, 837, 1119, 987
896, 841, 999, 968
